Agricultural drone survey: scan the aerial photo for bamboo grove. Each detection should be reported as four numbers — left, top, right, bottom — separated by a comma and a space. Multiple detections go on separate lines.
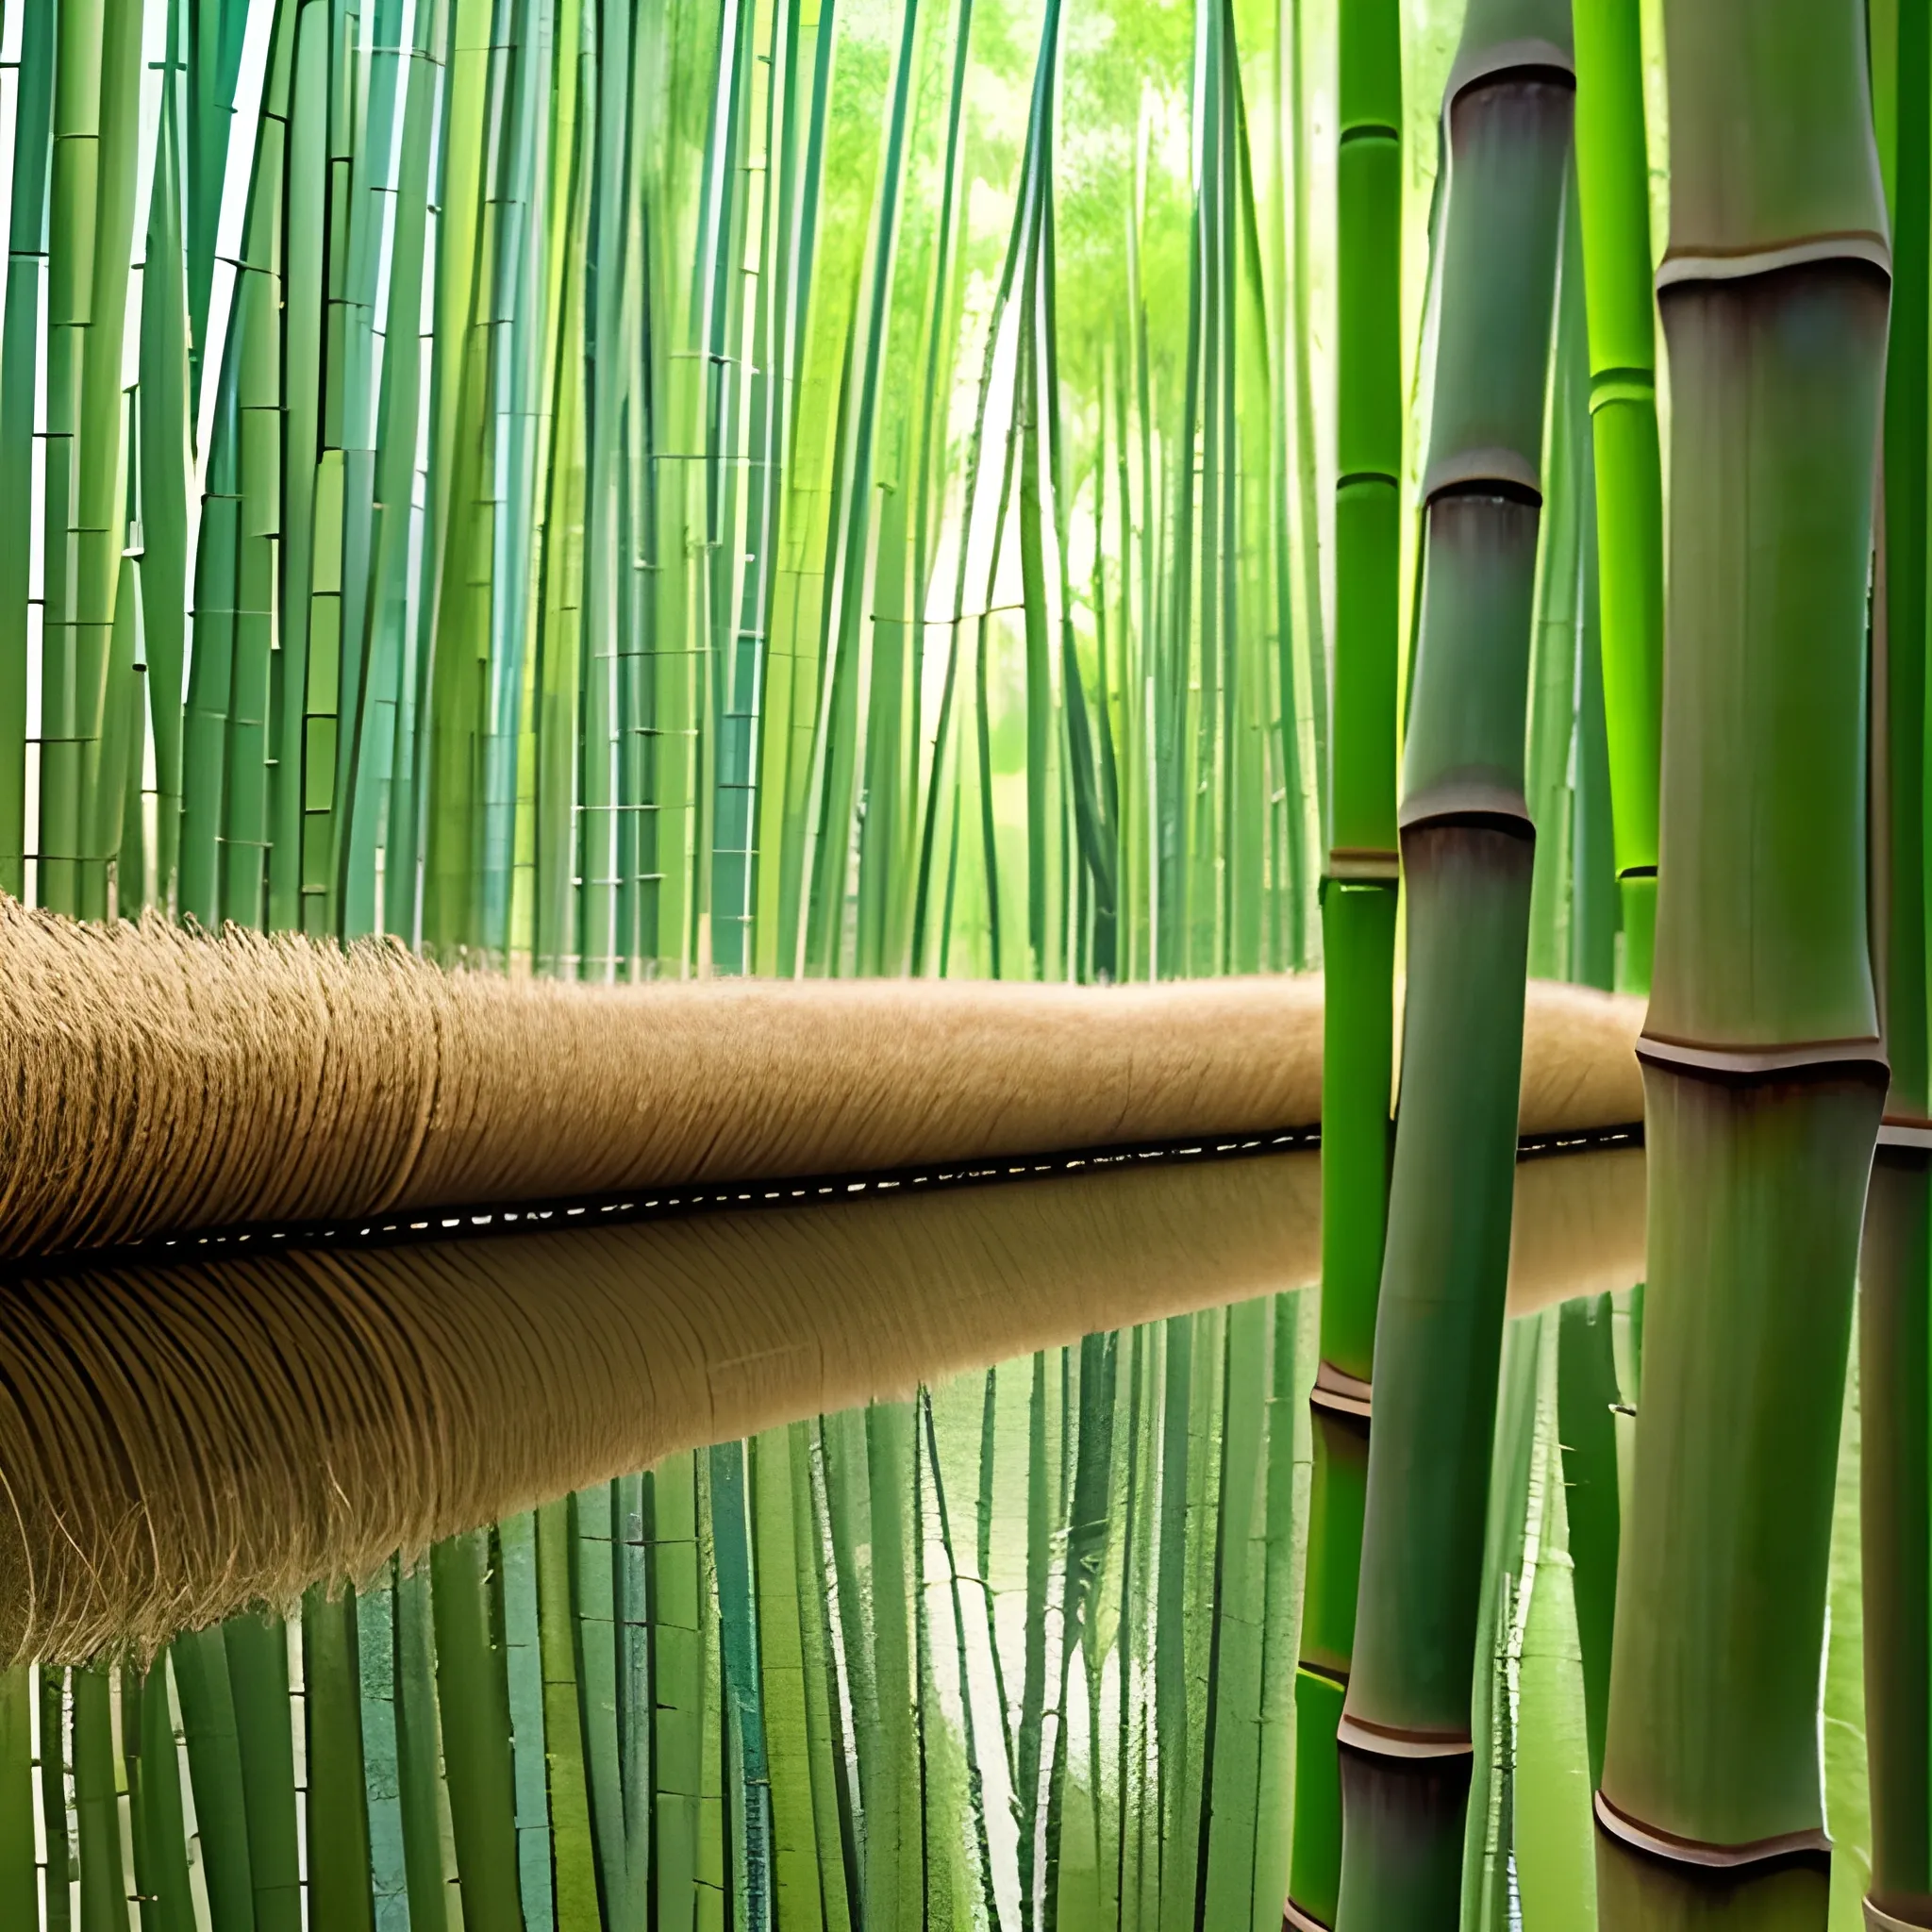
0, 0, 1326, 984
0, 0, 1920, 1927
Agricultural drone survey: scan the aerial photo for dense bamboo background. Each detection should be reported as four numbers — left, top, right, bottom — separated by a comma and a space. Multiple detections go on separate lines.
0, 0, 1878, 1926
0, 0, 1347, 985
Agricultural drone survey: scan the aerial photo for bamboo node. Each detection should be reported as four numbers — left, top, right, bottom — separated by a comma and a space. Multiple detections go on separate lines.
1324, 848, 1399, 884
1657, 232, 1891, 290
1334, 1710, 1474, 1761
1636, 1033, 1889, 1085
1397, 779, 1533, 834
1445, 37, 1575, 108
1863, 1897, 1932, 1932
1593, 1790, 1830, 1874
1282, 1895, 1334, 1932
1310, 1361, 1373, 1422
1421, 445, 1542, 506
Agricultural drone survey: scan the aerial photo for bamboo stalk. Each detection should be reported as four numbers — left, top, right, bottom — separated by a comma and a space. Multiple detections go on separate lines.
1570, 0, 1663, 994
303, 1585, 375, 1932
1595, 3, 1890, 1923
1332, 0, 1572, 1919
0, 4, 54, 908
1860, 3, 1932, 1924
1289, 0, 1402, 1907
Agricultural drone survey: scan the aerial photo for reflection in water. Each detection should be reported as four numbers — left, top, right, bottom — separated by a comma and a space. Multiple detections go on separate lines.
0, 1141, 1642, 1663
1508, 1141, 1646, 1317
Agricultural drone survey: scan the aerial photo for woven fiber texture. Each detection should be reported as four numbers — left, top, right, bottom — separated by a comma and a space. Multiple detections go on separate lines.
0, 1152, 1324, 1663
0, 898, 1643, 1257
0, 1136, 1647, 1665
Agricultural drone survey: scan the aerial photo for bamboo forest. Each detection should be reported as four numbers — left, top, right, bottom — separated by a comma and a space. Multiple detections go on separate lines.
0, 0, 1911, 1926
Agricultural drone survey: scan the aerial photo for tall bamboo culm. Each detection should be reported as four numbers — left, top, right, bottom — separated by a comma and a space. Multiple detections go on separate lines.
1860, 2, 1931, 1926
1331, 1, 1572, 1922
1595, 2, 1890, 1924
1287, 0, 1401, 1917
1561, 0, 1663, 1797
1570, 0, 1662, 996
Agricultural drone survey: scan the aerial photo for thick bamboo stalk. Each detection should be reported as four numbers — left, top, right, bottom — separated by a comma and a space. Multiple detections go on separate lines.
1332, 0, 1572, 1921
1289, 0, 1401, 1913
1595, 3, 1890, 1924
1571, 0, 1663, 994
1860, 3, 1932, 1925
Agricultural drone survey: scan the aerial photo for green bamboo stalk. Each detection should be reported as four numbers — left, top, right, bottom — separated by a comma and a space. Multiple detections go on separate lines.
572, 1484, 634, 1923
1253, 1292, 1316, 1932
590, 0, 651, 978
708, 0, 792, 978
875, 1406, 931, 1926
754, 0, 841, 976
534, 1499, 599, 1926
865, 1406, 923, 1932
0, 1668, 30, 1925
1461, 1314, 1546, 1932
1557, 1291, 1622, 1789
1594, 3, 1890, 1923
1333, 1, 1572, 1920
71, 1666, 127, 1932
393, 1562, 458, 1932
1512, 1350, 1599, 1929
1859, 3, 1932, 1924
1290, 0, 1401, 1903
475, 0, 553, 966
1525, 175, 1590, 983
420, 0, 507, 964
647, 1455, 706, 1925
355, 1569, 415, 1931
39, 0, 142, 921
695, 1460, 729, 1912
498, 1510, 555, 1931
225, 1612, 302, 1932
303, 1586, 375, 1932
41, 1668, 69, 1932
1286, 0, 1327, 882
139, 49, 192, 921
1570, 475, 1619, 990
429, 1530, 524, 1932
530, 0, 589, 978
127, 1662, 195, 1932
367, 0, 448, 946
170, 1625, 258, 1932
750, 1426, 833, 1927
614, 1473, 651, 1927
1042, 1332, 1119, 1914
686, 0, 758, 979
1571, 0, 1662, 994
854, 0, 974, 980
1824, 1355, 1871, 1930
267, 0, 328, 936
802, 0, 928, 978
1199, 1300, 1268, 1922
0, 0, 55, 905
311, 0, 389, 945
190, 0, 296, 933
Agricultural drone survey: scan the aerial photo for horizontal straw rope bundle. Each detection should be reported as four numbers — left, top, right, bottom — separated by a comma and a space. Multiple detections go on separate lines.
0, 1142, 1641, 1664
0, 898, 1645, 1258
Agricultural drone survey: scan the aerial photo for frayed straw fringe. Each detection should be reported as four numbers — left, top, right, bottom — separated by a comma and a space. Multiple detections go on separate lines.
0, 898, 1644, 1258
0, 1141, 1641, 1665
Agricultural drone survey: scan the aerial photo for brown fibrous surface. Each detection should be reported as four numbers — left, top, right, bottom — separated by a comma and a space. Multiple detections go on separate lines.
0, 898, 1642, 1257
